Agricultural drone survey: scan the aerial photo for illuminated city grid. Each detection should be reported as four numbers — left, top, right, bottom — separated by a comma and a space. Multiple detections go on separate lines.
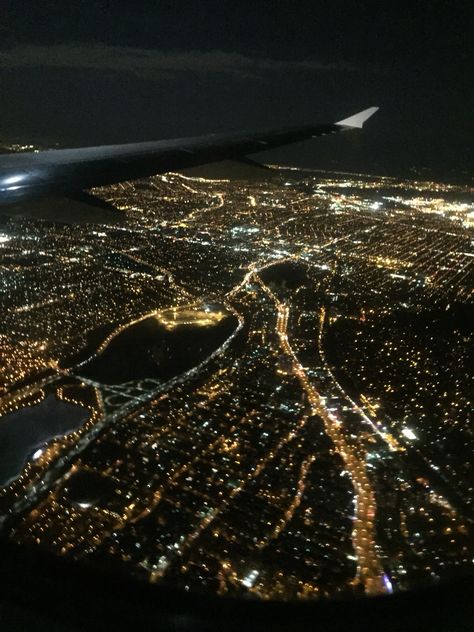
0, 159, 473, 600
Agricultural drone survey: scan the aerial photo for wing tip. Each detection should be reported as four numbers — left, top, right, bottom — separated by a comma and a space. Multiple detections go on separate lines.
336, 106, 379, 129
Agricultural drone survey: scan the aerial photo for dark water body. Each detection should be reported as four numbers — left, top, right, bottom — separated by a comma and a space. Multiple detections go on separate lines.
63, 322, 117, 368
62, 469, 117, 507
98, 251, 156, 275
0, 394, 90, 487
77, 313, 239, 385
260, 261, 309, 289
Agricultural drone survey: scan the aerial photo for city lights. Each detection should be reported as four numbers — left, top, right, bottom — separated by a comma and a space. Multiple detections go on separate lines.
0, 165, 472, 601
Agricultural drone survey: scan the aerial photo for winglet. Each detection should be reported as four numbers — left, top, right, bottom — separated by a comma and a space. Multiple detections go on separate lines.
336, 106, 379, 129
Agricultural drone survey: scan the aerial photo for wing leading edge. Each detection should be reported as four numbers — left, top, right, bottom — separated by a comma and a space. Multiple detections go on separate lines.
0, 107, 378, 206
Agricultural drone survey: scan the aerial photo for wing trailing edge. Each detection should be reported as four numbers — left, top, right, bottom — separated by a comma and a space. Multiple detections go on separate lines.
0, 107, 379, 211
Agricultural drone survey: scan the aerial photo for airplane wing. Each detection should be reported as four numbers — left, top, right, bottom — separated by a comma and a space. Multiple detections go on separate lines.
0, 107, 378, 207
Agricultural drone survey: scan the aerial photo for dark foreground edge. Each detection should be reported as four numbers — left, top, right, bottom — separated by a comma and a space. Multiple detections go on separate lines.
0, 539, 473, 632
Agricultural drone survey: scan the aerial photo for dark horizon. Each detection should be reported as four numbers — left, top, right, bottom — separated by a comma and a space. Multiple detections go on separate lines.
1, 1, 472, 182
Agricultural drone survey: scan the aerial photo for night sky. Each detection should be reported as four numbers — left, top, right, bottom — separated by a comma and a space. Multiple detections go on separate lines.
1, 1, 472, 180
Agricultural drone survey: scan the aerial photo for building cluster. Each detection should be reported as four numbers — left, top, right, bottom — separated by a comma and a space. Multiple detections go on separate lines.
0, 164, 472, 599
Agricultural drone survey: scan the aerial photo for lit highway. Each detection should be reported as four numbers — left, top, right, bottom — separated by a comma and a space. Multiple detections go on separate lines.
253, 270, 388, 595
